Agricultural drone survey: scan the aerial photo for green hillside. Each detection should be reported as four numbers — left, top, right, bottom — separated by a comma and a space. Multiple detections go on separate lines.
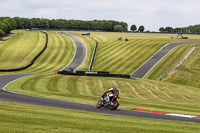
0, 30, 75, 74
22, 32, 75, 73
0, 30, 45, 69
145, 44, 200, 79
163, 46, 200, 88
67, 31, 200, 74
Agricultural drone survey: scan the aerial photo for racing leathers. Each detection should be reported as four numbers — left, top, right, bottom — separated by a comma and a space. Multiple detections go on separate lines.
104, 87, 119, 106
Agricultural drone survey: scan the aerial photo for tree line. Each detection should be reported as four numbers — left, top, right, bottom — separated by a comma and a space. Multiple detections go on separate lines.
182, 24, 200, 34
13, 17, 128, 32
159, 26, 200, 34
0, 17, 16, 36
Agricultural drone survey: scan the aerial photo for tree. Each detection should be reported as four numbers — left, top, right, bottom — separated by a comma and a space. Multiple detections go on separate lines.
103, 21, 112, 31
159, 27, 165, 33
165, 27, 173, 33
114, 25, 124, 32
138, 25, 145, 32
130, 25, 137, 32
120, 22, 128, 31
0, 22, 5, 36
0, 29, 5, 36
0, 17, 16, 35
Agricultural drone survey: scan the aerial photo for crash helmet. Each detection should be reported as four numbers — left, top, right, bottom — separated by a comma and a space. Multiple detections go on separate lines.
113, 86, 119, 95
113, 85, 117, 89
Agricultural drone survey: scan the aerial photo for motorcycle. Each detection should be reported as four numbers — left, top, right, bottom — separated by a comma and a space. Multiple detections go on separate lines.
96, 93, 120, 110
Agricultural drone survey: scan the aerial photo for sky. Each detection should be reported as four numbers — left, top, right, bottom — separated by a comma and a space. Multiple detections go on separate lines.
1, 0, 200, 31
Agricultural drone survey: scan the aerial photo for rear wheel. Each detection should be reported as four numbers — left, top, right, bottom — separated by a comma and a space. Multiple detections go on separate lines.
96, 100, 102, 109
110, 101, 119, 110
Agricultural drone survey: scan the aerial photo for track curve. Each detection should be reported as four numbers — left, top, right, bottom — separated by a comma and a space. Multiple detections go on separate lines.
0, 35, 200, 123
131, 42, 200, 78
61, 33, 87, 71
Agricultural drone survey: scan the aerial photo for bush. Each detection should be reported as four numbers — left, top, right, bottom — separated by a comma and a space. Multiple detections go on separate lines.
114, 25, 124, 32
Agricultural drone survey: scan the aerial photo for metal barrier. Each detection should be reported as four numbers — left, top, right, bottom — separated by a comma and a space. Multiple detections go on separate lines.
58, 70, 130, 79
89, 40, 98, 71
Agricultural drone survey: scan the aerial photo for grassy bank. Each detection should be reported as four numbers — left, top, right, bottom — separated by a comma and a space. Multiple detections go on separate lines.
0, 31, 75, 74
0, 30, 45, 69
0, 101, 200, 133
145, 44, 200, 79
6, 74, 200, 116
22, 32, 75, 73
163, 46, 200, 88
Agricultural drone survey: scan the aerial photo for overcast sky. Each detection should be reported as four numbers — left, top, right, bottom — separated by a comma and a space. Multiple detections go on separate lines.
1, 0, 200, 31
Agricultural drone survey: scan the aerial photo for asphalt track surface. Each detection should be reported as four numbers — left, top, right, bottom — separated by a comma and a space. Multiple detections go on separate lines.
0, 35, 200, 123
61, 33, 87, 71
131, 42, 200, 78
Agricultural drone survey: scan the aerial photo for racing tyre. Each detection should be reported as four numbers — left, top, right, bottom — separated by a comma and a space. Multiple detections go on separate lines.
96, 100, 102, 109
110, 101, 119, 110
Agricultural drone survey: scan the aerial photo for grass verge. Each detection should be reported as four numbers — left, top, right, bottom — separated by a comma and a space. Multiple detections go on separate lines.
0, 101, 200, 133
162, 46, 200, 88
145, 44, 199, 79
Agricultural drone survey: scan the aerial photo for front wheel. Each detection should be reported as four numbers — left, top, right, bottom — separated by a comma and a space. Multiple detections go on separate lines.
96, 100, 102, 109
110, 101, 119, 110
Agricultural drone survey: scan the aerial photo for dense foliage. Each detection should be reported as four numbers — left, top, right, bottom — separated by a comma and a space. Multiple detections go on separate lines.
130, 24, 137, 32
13, 17, 128, 31
138, 25, 145, 32
114, 25, 124, 32
183, 24, 200, 34
0, 17, 16, 36
159, 25, 200, 34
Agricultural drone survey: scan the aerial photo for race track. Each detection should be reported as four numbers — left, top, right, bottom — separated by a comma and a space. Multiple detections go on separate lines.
0, 34, 200, 123
61, 33, 87, 71
131, 42, 200, 78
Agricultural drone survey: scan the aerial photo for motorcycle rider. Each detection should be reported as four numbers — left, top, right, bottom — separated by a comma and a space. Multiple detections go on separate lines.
103, 86, 119, 106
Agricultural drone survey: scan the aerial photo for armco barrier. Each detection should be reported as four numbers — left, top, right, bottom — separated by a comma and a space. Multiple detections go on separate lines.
0, 32, 48, 72
89, 40, 98, 72
58, 70, 130, 79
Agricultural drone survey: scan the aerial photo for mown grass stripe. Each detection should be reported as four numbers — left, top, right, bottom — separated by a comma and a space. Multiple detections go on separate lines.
16, 32, 75, 73
6, 74, 200, 115
0, 31, 43, 69
47, 76, 61, 92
